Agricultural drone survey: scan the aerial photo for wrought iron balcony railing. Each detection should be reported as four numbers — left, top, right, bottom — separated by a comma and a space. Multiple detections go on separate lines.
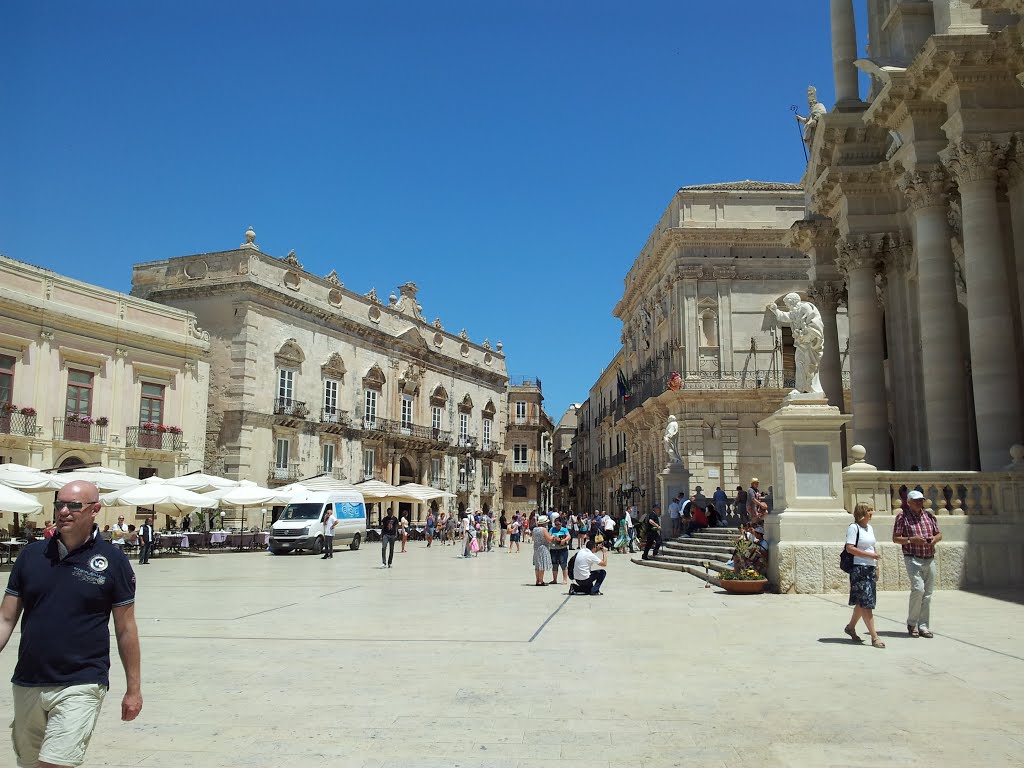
53, 418, 107, 445
268, 461, 301, 484
274, 398, 308, 418
126, 426, 184, 452
0, 411, 36, 437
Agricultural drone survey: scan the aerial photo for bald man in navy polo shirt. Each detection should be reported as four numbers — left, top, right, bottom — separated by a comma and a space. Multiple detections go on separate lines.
0, 480, 143, 768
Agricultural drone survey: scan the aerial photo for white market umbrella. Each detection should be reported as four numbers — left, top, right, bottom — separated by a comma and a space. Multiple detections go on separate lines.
0, 485, 44, 516
203, 482, 296, 545
0, 465, 66, 491
165, 473, 239, 493
353, 479, 424, 502
278, 475, 361, 494
397, 482, 456, 500
57, 467, 141, 492
101, 483, 219, 514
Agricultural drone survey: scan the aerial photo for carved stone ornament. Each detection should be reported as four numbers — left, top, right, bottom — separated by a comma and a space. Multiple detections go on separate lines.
897, 168, 952, 211
321, 352, 346, 381
275, 339, 305, 369
807, 282, 845, 311
836, 234, 885, 275
939, 134, 1008, 186
885, 234, 915, 279
482, 399, 497, 418
325, 269, 342, 286
432, 317, 444, 330
241, 226, 258, 249
398, 364, 422, 396
458, 329, 469, 341
389, 292, 398, 305
429, 384, 449, 407
188, 318, 211, 342
365, 288, 382, 305
458, 393, 473, 413
496, 340, 503, 352
362, 364, 387, 390
283, 249, 303, 270
393, 282, 426, 322
482, 338, 492, 350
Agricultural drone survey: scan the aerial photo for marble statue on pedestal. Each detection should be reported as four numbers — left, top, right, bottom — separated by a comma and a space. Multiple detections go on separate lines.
795, 86, 828, 143
765, 293, 825, 397
663, 414, 682, 464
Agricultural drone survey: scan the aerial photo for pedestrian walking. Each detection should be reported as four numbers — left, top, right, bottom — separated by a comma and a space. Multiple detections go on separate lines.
713, 487, 729, 526
0, 480, 142, 768
399, 514, 409, 553
532, 515, 555, 586
507, 515, 521, 554
499, 512, 508, 548
381, 510, 398, 568
844, 503, 884, 648
462, 513, 475, 558
321, 506, 337, 559
642, 505, 663, 560
487, 512, 497, 552
624, 506, 636, 552
548, 517, 571, 584
892, 490, 942, 638
138, 516, 155, 564
425, 510, 436, 547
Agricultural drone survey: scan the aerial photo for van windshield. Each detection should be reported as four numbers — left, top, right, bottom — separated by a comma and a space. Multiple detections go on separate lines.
279, 503, 323, 521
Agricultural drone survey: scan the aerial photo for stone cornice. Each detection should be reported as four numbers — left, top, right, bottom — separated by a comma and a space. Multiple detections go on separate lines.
909, 35, 1024, 104
787, 218, 837, 255
810, 163, 895, 215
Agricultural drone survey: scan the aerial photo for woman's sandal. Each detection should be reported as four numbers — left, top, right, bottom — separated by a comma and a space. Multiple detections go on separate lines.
908, 625, 920, 638
844, 625, 864, 643
872, 637, 886, 649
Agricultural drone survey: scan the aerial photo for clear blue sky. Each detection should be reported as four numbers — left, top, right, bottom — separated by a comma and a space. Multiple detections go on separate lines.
1, 1, 866, 420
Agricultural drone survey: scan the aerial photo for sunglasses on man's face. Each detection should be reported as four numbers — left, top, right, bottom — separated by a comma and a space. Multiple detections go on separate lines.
53, 501, 97, 513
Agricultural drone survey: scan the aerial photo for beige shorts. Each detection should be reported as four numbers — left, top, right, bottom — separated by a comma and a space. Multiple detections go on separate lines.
11, 683, 107, 767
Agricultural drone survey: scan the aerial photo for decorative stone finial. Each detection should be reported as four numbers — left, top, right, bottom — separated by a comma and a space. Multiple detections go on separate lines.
241, 226, 258, 249
1007, 444, 1024, 471
496, 340, 503, 352
844, 444, 877, 472
433, 317, 444, 330
365, 288, 382, 305
458, 329, 469, 340
325, 269, 341, 286
389, 292, 398, 305
283, 249, 303, 269
482, 338, 491, 350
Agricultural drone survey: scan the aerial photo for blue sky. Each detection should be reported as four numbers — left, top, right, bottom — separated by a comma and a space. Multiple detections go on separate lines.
1, 1, 866, 420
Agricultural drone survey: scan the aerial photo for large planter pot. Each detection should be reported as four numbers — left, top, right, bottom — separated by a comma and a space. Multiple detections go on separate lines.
720, 578, 768, 594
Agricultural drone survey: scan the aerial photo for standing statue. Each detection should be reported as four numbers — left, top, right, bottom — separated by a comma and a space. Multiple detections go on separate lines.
663, 414, 682, 464
795, 85, 828, 144
765, 293, 826, 397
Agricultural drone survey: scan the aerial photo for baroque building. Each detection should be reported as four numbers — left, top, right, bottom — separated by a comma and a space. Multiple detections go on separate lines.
0, 255, 210, 526
802, 0, 1024, 471
577, 183, 852, 513
551, 403, 579, 513
131, 228, 509, 522
501, 377, 555, 517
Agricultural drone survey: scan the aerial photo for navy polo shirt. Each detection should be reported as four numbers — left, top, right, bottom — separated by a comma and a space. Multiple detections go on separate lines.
5, 526, 135, 688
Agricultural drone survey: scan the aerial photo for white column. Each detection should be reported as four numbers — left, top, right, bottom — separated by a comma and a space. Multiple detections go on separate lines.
830, 0, 860, 105
898, 170, 972, 468
1005, 150, 1024, 365
942, 137, 1024, 469
808, 281, 845, 410
838, 236, 891, 468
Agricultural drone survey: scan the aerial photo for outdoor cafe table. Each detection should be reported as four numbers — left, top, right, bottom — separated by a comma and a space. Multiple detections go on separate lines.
225, 532, 270, 549
0, 539, 28, 564
208, 531, 228, 546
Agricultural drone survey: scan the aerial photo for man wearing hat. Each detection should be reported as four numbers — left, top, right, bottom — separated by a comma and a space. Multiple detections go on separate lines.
892, 490, 942, 638
747, 478, 768, 523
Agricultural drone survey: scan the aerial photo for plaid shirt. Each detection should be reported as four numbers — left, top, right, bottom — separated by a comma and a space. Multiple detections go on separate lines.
893, 509, 940, 558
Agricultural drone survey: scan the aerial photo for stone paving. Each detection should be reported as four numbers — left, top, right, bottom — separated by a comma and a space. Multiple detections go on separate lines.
1, 540, 1023, 767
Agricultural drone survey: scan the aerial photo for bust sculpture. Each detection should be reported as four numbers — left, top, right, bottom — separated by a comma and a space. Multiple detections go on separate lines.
795, 86, 828, 144
765, 292, 825, 397
663, 414, 682, 464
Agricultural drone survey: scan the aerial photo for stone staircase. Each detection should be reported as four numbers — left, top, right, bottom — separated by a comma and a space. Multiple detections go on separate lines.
631, 527, 740, 587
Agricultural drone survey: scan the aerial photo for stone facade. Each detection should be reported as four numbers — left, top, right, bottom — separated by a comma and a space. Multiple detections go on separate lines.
501, 378, 554, 517
577, 184, 852, 515
131, 230, 508, 523
0, 255, 210, 528
551, 404, 579, 513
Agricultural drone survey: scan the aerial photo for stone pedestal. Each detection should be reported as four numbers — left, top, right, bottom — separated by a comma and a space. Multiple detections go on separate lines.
658, 462, 690, 534
758, 397, 852, 592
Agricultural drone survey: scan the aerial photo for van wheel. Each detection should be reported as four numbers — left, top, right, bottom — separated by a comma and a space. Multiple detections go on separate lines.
312, 537, 324, 555
270, 547, 285, 555
349, 533, 361, 551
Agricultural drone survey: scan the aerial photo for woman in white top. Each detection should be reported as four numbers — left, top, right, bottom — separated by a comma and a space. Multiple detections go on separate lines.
845, 503, 884, 648
399, 515, 409, 553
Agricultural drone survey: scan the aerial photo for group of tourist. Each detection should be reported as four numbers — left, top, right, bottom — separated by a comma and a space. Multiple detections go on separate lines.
843, 490, 941, 650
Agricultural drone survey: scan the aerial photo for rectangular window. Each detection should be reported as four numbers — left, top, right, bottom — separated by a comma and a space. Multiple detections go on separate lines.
277, 369, 294, 403
275, 438, 290, 469
363, 447, 375, 480
482, 418, 492, 449
513, 443, 528, 467
322, 443, 335, 472
364, 389, 377, 426
66, 369, 94, 417
401, 395, 413, 429
459, 412, 469, 439
482, 464, 491, 485
323, 379, 339, 416
431, 457, 441, 484
0, 354, 14, 405
139, 382, 165, 425
515, 400, 526, 423
431, 406, 442, 433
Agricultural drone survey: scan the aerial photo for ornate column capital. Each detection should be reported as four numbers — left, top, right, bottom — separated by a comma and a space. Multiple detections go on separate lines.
836, 234, 884, 275
897, 168, 953, 211
939, 134, 1009, 186
1002, 132, 1024, 191
884, 234, 916, 279
808, 281, 846, 311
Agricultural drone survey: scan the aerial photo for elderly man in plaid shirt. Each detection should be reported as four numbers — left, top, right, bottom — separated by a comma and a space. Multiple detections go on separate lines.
892, 489, 943, 638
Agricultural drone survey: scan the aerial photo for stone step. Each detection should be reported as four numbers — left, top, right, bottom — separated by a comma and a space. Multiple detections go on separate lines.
660, 546, 732, 561
662, 538, 734, 551
631, 557, 722, 587
651, 553, 731, 572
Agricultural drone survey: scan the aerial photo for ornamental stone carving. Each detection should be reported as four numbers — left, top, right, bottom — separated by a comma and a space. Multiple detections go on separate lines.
807, 281, 845, 311
365, 288, 382, 305
897, 168, 952, 210
1003, 133, 1024, 190
188, 318, 211, 342
325, 269, 342, 286
241, 226, 258, 249
836, 234, 885, 275
433, 317, 444, 330
884, 234, 915, 279
394, 282, 426, 321
283, 249, 303, 270
458, 329, 469, 341
940, 135, 1009, 185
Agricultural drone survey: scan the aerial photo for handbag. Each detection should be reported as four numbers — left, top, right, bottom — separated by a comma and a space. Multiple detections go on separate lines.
840, 525, 860, 573
470, 537, 480, 553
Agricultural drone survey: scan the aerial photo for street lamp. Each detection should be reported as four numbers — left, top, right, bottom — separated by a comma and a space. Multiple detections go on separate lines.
616, 478, 646, 515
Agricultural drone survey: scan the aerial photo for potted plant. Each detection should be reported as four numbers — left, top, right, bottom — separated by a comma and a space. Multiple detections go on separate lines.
1, 403, 17, 415
19, 407, 36, 417
141, 421, 159, 433
166, 425, 183, 435
95, 416, 109, 427
719, 568, 768, 594
65, 413, 81, 423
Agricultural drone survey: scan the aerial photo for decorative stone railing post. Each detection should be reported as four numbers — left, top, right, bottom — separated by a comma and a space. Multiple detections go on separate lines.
940, 136, 1024, 469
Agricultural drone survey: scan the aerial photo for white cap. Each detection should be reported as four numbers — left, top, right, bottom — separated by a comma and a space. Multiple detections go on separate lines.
907, 490, 925, 500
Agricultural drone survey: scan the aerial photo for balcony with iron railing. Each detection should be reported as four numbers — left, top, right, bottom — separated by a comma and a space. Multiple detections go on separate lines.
610, 450, 626, 467
508, 461, 553, 475
509, 375, 542, 391
457, 435, 478, 450
53, 418, 107, 445
480, 481, 497, 495
268, 461, 301, 485
429, 476, 449, 490
0, 411, 37, 437
320, 408, 351, 431
359, 416, 452, 445
126, 426, 184, 452
316, 466, 348, 481
457, 477, 475, 493
274, 399, 308, 426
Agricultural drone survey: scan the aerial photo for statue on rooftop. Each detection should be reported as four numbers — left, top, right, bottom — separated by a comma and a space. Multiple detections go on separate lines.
795, 86, 828, 144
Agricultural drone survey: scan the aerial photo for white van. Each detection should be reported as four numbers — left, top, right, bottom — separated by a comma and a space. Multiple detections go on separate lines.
269, 490, 367, 555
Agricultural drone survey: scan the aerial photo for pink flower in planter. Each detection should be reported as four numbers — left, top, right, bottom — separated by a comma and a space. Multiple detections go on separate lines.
19, 407, 36, 416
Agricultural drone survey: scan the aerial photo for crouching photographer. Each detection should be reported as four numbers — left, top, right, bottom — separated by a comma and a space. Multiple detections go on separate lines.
571, 537, 608, 595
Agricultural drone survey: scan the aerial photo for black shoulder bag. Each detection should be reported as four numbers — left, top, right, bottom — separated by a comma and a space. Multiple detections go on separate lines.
840, 524, 860, 573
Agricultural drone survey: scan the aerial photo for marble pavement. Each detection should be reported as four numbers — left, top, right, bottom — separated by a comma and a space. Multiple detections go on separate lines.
1, 544, 1022, 767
